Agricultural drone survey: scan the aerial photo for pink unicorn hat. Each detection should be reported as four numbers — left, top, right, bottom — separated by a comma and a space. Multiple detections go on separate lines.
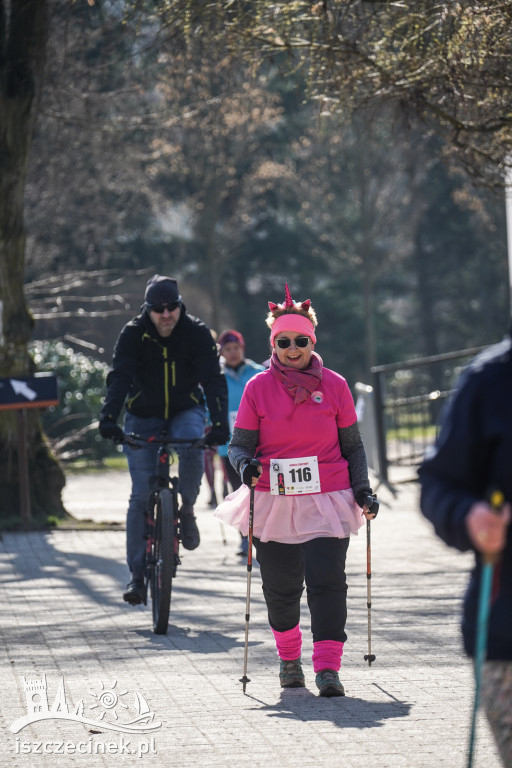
268, 284, 316, 346
268, 283, 311, 314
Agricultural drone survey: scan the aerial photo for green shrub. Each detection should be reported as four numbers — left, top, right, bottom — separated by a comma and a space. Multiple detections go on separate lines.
30, 340, 119, 464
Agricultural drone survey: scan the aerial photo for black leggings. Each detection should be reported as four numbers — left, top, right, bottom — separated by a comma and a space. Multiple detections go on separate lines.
253, 536, 350, 643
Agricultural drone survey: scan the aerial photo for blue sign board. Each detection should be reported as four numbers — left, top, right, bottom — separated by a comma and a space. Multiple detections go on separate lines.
0, 373, 58, 410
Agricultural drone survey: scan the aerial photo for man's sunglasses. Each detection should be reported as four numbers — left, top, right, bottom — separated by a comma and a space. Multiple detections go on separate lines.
147, 301, 181, 314
276, 336, 310, 349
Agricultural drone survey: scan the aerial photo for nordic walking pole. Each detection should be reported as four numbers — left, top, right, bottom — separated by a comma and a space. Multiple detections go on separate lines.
240, 483, 255, 693
467, 490, 504, 768
364, 518, 375, 666
363, 495, 379, 667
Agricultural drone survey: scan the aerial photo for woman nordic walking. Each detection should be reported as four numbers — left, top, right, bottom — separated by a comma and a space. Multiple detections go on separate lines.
215, 284, 378, 697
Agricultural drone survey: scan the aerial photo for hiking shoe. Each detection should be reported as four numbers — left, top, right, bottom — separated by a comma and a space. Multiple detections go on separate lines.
123, 579, 145, 606
279, 659, 305, 689
315, 669, 345, 697
180, 506, 200, 550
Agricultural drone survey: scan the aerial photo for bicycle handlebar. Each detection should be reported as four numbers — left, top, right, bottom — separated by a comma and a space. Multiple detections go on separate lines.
121, 432, 208, 450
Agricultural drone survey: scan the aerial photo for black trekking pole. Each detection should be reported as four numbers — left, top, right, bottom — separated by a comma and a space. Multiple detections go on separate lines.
363, 496, 379, 666
240, 484, 255, 693
364, 518, 376, 666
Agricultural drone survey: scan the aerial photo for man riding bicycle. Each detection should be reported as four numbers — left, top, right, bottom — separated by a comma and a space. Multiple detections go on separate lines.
99, 274, 229, 604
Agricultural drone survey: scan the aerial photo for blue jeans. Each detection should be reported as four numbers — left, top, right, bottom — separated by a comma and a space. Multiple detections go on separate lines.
123, 407, 206, 578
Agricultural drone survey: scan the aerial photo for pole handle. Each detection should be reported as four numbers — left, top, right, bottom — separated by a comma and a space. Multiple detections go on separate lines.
483, 489, 506, 565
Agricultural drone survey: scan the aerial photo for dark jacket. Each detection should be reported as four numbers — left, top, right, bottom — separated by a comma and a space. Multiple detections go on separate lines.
418, 338, 512, 660
100, 305, 228, 428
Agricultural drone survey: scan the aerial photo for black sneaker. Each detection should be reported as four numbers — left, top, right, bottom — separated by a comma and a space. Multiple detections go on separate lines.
279, 659, 305, 688
123, 578, 145, 606
180, 506, 200, 550
315, 669, 345, 697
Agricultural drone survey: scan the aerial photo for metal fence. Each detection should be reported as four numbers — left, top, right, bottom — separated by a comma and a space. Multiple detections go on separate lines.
356, 345, 489, 486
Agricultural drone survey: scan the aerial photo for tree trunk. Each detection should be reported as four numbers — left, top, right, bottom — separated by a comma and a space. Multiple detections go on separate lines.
361, 240, 377, 373
0, 0, 66, 526
197, 180, 224, 333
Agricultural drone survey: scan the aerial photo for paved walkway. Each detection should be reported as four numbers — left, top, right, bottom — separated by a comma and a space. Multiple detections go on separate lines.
0, 467, 503, 767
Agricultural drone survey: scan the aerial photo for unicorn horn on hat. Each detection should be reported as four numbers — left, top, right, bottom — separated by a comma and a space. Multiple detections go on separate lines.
268, 283, 311, 312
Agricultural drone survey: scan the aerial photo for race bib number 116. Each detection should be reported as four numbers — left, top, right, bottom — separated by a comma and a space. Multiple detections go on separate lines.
269, 456, 320, 496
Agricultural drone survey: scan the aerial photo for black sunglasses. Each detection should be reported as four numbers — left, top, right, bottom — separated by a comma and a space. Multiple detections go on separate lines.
147, 301, 181, 314
276, 336, 310, 349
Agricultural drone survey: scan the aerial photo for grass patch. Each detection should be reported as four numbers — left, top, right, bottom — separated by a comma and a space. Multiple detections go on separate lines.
387, 425, 438, 441
0, 518, 125, 533
0, 511, 73, 533
53, 518, 125, 531
64, 454, 129, 473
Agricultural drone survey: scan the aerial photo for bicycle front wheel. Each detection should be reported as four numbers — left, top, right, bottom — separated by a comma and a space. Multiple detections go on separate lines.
151, 488, 175, 634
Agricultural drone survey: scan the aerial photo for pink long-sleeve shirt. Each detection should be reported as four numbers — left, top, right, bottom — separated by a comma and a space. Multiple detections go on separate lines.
234, 367, 357, 494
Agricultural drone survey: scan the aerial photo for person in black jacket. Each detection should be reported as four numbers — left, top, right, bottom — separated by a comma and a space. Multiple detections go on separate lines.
418, 337, 512, 766
99, 274, 229, 604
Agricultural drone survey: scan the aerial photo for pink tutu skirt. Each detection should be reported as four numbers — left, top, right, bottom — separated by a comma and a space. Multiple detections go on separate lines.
214, 486, 364, 544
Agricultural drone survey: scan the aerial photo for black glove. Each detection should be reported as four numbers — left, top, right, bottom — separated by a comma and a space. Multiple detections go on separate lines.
99, 419, 124, 443
240, 458, 262, 487
204, 424, 230, 446
356, 491, 379, 518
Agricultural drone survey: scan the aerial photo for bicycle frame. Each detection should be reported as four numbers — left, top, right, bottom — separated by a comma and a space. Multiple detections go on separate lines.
123, 431, 204, 634
144, 440, 181, 592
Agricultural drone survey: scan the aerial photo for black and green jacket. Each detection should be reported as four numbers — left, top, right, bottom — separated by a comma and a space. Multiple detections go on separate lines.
100, 305, 228, 428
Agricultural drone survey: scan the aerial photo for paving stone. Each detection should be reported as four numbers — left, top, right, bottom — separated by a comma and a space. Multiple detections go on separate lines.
0, 472, 503, 767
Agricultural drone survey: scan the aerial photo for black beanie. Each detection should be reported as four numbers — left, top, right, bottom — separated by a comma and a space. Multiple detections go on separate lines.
144, 275, 181, 306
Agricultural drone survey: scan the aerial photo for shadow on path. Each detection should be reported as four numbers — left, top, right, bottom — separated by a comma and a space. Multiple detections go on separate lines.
244, 687, 411, 729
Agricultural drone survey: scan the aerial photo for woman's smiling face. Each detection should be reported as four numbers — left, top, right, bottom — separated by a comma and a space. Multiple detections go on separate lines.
274, 332, 314, 370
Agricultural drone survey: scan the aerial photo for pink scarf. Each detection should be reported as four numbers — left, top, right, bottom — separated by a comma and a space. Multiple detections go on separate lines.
270, 351, 323, 404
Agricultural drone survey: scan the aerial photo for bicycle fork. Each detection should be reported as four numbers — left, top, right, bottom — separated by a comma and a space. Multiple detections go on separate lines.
142, 507, 156, 606
170, 480, 181, 576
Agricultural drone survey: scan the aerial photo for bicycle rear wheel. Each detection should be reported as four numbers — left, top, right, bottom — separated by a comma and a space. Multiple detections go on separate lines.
151, 488, 175, 634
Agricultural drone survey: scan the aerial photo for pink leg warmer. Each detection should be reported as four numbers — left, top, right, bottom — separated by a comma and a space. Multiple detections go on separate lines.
271, 624, 303, 661
312, 640, 344, 673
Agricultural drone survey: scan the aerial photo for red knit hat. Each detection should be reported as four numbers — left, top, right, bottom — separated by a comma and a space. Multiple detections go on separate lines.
218, 329, 245, 349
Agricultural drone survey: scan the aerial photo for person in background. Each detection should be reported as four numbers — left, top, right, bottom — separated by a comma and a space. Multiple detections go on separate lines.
419, 337, 512, 767
99, 274, 229, 605
216, 285, 378, 696
216, 329, 264, 555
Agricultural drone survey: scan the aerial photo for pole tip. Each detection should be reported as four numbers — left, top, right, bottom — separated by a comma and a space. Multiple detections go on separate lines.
364, 654, 376, 666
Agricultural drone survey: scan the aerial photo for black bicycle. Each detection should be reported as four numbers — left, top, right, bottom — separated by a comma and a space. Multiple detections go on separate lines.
122, 431, 205, 634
